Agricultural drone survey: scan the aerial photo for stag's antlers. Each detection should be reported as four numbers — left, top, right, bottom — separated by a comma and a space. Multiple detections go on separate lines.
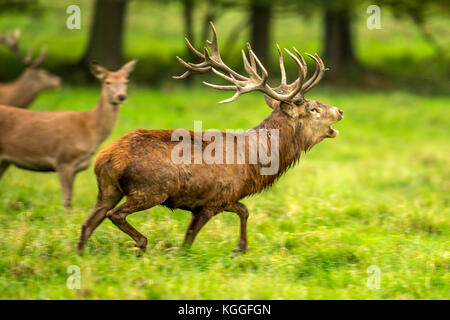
0, 29, 48, 68
174, 22, 327, 104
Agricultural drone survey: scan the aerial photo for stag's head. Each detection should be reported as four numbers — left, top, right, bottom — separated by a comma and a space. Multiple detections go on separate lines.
174, 22, 343, 145
90, 60, 137, 106
0, 30, 61, 90
21, 67, 62, 90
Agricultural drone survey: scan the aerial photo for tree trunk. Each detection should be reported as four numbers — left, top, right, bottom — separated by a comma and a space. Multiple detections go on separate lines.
80, 0, 128, 71
182, 0, 195, 84
250, 1, 271, 69
323, 6, 359, 78
201, 0, 216, 42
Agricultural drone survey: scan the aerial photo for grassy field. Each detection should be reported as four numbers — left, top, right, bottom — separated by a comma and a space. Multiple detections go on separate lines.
0, 85, 448, 299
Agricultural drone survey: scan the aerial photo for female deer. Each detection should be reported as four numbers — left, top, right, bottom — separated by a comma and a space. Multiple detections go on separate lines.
0, 60, 137, 208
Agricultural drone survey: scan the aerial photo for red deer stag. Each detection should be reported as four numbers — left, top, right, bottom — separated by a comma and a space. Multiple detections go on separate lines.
77, 22, 343, 256
0, 30, 61, 108
0, 60, 137, 208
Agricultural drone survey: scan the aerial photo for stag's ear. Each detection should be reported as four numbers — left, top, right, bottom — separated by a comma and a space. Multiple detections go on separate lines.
120, 59, 138, 77
264, 95, 280, 110
90, 61, 108, 80
279, 102, 298, 118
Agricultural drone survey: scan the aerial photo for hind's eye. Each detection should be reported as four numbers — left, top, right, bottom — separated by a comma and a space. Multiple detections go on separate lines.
311, 108, 320, 113
105, 81, 111, 85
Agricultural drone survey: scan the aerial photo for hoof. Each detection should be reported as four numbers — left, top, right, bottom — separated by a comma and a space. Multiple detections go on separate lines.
134, 239, 148, 257
135, 250, 145, 257
233, 246, 247, 254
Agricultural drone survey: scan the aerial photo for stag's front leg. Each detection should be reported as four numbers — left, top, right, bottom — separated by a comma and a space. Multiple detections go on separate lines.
57, 165, 75, 209
226, 202, 249, 253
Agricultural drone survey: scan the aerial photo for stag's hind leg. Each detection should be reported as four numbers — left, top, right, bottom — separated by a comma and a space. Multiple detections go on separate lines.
0, 161, 10, 181
182, 208, 216, 249
226, 202, 249, 253
106, 193, 167, 256
77, 184, 123, 254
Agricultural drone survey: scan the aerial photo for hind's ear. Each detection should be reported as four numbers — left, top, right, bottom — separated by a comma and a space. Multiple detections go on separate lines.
264, 94, 280, 110
120, 59, 138, 77
90, 61, 108, 80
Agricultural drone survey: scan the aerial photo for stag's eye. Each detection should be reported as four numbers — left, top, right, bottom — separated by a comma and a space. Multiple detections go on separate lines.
311, 107, 320, 113
105, 81, 111, 85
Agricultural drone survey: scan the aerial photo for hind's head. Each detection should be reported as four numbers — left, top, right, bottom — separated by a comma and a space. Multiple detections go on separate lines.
90, 60, 138, 106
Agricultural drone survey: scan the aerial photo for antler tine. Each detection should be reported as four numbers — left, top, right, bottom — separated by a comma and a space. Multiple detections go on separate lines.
172, 70, 191, 80
206, 21, 220, 59
174, 22, 248, 82
292, 46, 307, 79
31, 46, 48, 68
249, 49, 269, 84
172, 56, 211, 79
185, 37, 204, 58
172, 37, 209, 79
246, 43, 257, 70
218, 90, 241, 104
282, 48, 305, 98
210, 66, 235, 83
301, 53, 326, 94
0, 29, 30, 66
276, 44, 287, 85
202, 81, 236, 91
242, 49, 261, 81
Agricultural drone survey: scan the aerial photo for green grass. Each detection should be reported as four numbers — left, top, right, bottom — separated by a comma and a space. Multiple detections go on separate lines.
0, 85, 449, 299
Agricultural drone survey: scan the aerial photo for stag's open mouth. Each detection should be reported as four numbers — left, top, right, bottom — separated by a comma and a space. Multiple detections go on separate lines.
328, 126, 339, 138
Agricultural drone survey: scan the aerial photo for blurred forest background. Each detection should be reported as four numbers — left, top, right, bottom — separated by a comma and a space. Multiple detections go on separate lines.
0, 0, 449, 92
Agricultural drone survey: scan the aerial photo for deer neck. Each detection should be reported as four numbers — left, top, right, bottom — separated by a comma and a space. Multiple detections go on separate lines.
90, 90, 120, 144
248, 109, 313, 192
7, 72, 40, 108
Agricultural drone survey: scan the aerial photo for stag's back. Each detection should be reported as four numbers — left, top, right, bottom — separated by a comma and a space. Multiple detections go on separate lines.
94, 129, 254, 209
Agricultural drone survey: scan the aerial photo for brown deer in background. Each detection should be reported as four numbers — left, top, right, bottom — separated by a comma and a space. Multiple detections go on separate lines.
0, 60, 137, 208
77, 23, 343, 256
0, 30, 61, 108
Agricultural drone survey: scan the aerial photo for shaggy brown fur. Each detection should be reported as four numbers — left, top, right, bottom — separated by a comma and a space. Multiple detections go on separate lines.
77, 98, 343, 255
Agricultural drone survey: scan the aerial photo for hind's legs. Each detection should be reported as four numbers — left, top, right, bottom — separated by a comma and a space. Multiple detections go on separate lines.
77, 185, 123, 254
106, 193, 167, 256
57, 165, 75, 209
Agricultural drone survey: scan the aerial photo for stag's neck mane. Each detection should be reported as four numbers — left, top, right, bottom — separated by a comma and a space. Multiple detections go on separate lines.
245, 108, 314, 194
